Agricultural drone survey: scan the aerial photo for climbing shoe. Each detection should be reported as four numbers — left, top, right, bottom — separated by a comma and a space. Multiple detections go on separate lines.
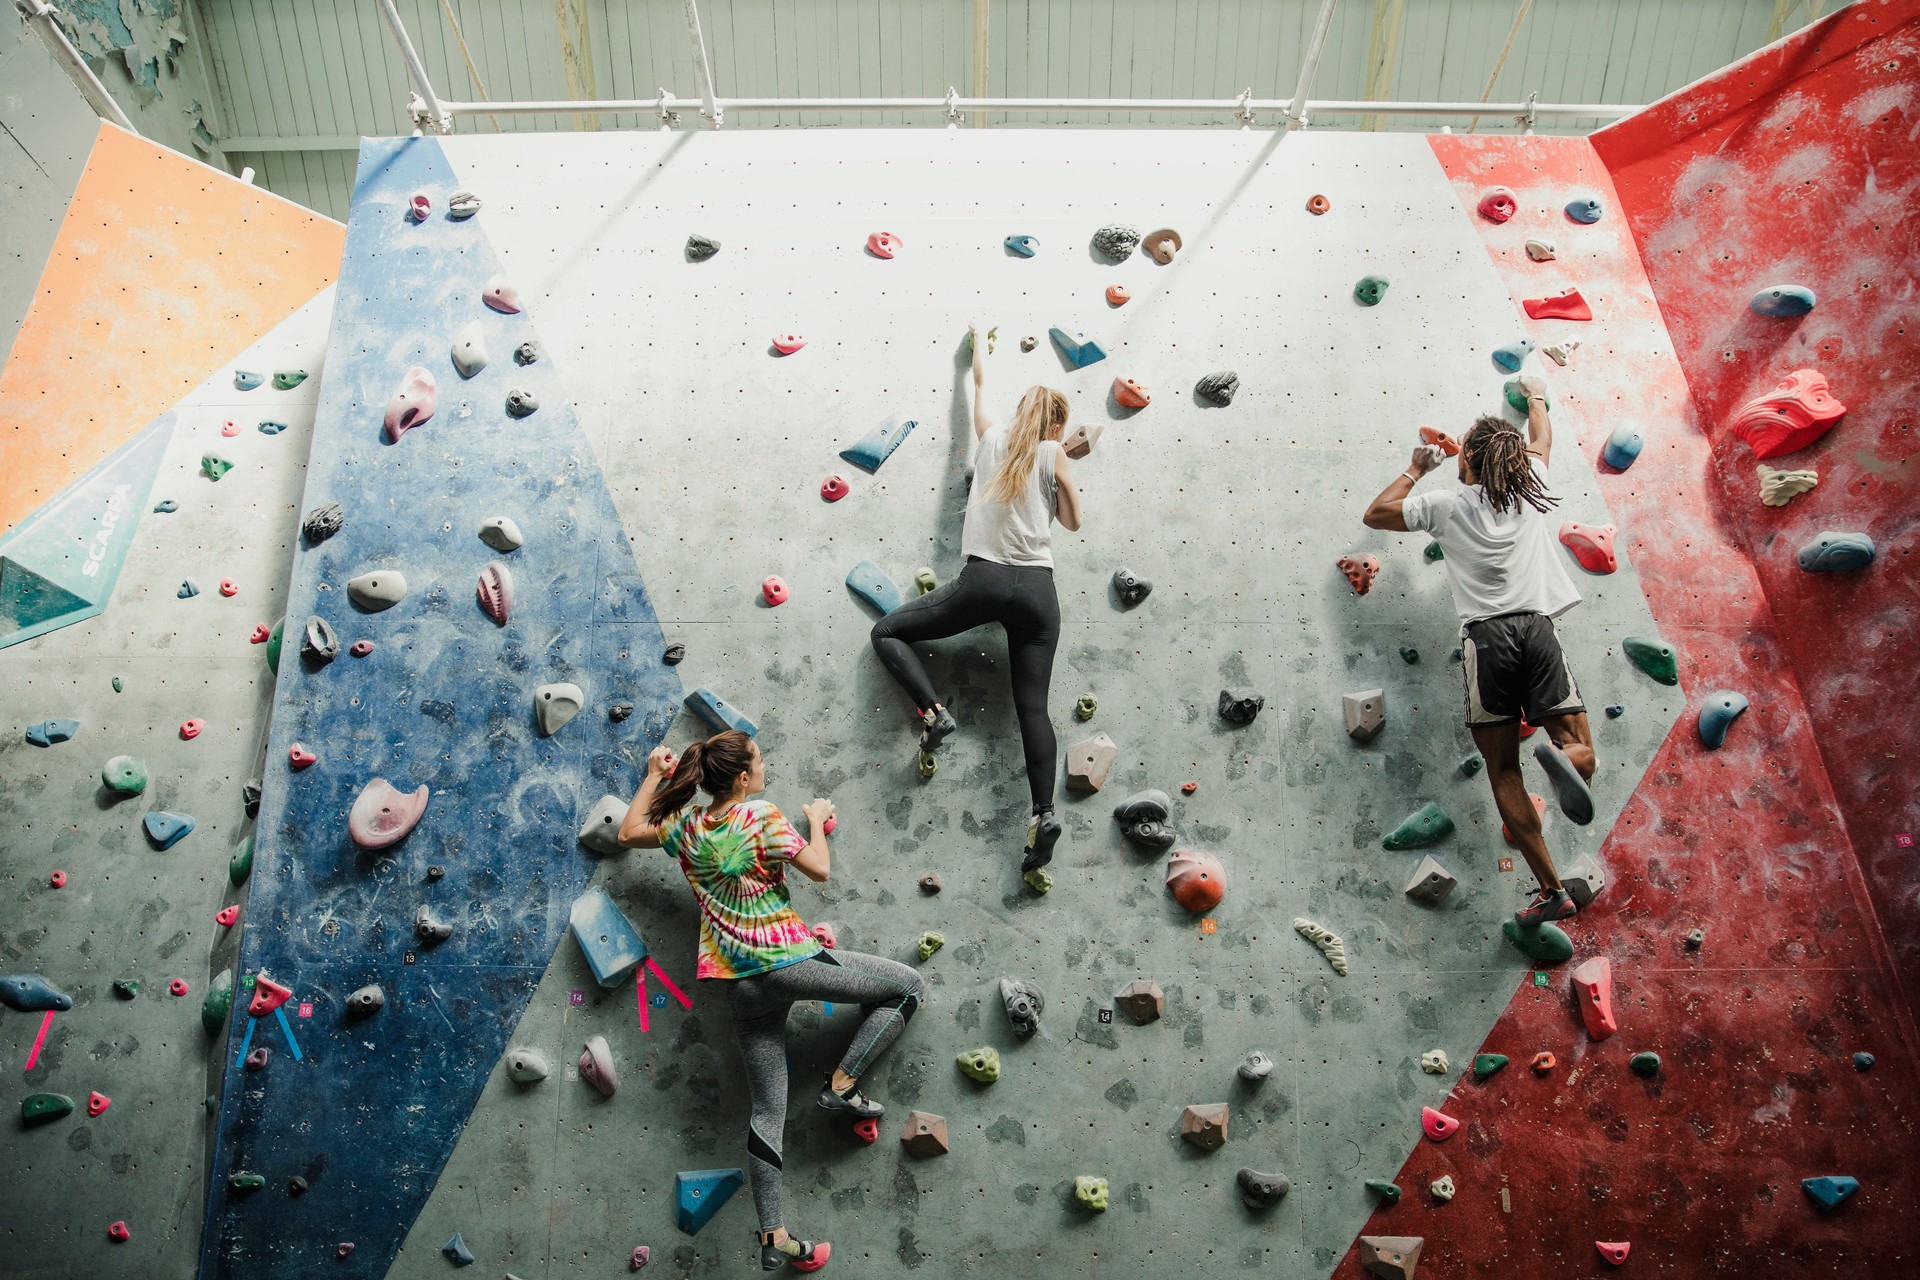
1021, 810, 1063, 874
1514, 887, 1577, 928
1533, 739, 1594, 825
815, 1080, 884, 1120
761, 1236, 831, 1272
918, 706, 958, 752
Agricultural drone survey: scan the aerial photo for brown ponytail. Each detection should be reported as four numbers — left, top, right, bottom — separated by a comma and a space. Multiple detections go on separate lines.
1462, 415, 1558, 517
646, 730, 755, 824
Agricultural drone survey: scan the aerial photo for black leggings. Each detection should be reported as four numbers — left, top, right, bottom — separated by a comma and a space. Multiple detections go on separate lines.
870, 557, 1061, 809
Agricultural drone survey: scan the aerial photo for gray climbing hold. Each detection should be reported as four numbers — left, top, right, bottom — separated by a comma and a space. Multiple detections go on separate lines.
346, 984, 385, 1017
1180, 1102, 1230, 1151
101, 755, 147, 795
1797, 531, 1875, 572
1237, 1050, 1274, 1082
1561, 854, 1606, 908
1358, 1236, 1425, 1280
447, 190, 481, 219
579, 1034, 619, 1096
303, 502, 344, 542
1237, 1167, 1290, 1210
1196, 371, 1239, 405
1113, 789, 1175, 849
1697, 690, 1749, 750
1114, 978, 1164, 1024
535, 683, 586, 737
443, 1234, 475, 1266
347, 777, 430, 849
1112, 566, 1152, 607
478, 516, 524, 552
514, 341, 539, 365
302, 616, 339, 664
1344, 689, 1386, 741
999, 976, 1044, 1037
1218, 688, 1264, 726
1092, 225, 1141, 260
1064, 732, 1119, 792
508, 1047, 550, 1083
346, 570, 408, 611
686, 234, 720, 261
450, 321, 489, 378
0, 974, 74, 1012
1403, 855, 1457, 904
577, 796, 630, 854
25, 719, 79, 747
414, 904, 453, 944
609, 702, 633, 722
142, 811, 195, 849
178, 578, 200, 599
505, 388, 539, 418
662, 643, 685, 665
153, 499, 177, 513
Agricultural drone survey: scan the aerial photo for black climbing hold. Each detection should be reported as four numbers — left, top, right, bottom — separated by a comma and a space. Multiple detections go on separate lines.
662, 643, 686, 665
242, 778, 262, 818
1112, 567, 1152, 607
112, 979, 140, 1000
1092, 225, 1141, 260
609, 702, 634, 722
1196, 371, 1239, 406
1237, 1167, 1291, 1210
426, 865, 446, 881
301, 616, 339, 664
288, 1176, 309, 1196
1113, 789, 1175, 849
686, 234, 720, 261
505, 388, 539, 418
1218, 688, 1264, 726
302, 502, 344, 543
513, 341, 539, 365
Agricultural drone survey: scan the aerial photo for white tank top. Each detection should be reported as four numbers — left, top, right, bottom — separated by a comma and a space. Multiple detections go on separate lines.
961, 426, 1058, 568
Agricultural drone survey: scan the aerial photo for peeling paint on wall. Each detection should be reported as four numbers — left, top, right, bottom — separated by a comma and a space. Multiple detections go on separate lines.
53, 0, 217, 155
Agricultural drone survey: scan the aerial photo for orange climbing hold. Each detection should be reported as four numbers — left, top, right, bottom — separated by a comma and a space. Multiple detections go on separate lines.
1420, 1105, 1460, 1142
1166, 849, 1227, 913
1307, 194, 1331, 215
1596, 1241, 1631, 1266
1338, 553, 1380, 595
248, 973, 293, 1017
1531, 1051, 1557, 1073
1559, 522, 1618, 574
1731, 368, 1845, 459
1106, 284, 1131, 306
1522, 289, 1593, 321
1571, 956, 1617, 1040
1418, 427, 1460, 456
1112, 378, 1151, 409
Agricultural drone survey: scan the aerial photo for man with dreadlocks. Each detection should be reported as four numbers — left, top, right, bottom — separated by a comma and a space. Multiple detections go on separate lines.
1362, 374, 1598, 928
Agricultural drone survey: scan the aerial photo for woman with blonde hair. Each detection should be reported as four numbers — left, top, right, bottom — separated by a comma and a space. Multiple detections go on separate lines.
869, 324, 1085, 876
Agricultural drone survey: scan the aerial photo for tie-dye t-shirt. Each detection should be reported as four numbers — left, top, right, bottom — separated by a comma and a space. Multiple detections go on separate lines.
660, 799, 822, 980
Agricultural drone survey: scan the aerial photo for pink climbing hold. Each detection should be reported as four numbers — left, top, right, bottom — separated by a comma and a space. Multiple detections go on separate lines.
1571, 956, 1617, 1041
408, 192, 431, 223
1113, 377, 1151, 409
248, 973, 293, 1017
1731, 368, 1846, 459
1596, 1241, 1631, 1266
245, 1046, 270, 1071
218, 579, 238, 597
1421, 1105, 1460, 1142
853, 1115, 880, 1144
108, 1221, 130, 1242
250, 623, 270, 643
87, 1090, 111, 1117
629, 1245, 651, 1270
1558, 522, 1618, 574
50, 870, 67, 888
180, 719, 204, 740
350, 640, 375, 657
347, 777, 431, 849
821, 475, 850, 502
1522, 289, 1593, 321
170, 978, 189, 997
216, 905, 240, 928
772, 334, 808, 355
823, 814, 837, 836
383, 366, 437, 443
288, 742, 318, 769
482, 276, 522, 314
221, 419, 241, 437
1502, 793, 1549, 847
1477, 187, 1518, 223
811, 922, 838, 949
762, 576, 789, 607
866, 231, 901, 258
1338, 553, 1380, 595
477, 561, 514, 626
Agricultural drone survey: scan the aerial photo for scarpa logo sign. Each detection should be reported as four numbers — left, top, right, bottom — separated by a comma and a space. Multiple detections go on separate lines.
81, 483, 132, 578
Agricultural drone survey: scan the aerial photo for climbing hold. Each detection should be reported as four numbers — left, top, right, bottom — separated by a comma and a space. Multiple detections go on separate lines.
1180, 1102, 1230, 1151
1622, 635, 1679, 685
1571, 956, 1617, 1040
1343, 689, 1386, 742
1019, 335, 1037, 351
153, 499, 177, 513
1404, 856, 1456, 905
446, 189, 481, 220
347, 778, 430, 849
346, 570, 408, 611
299, 615, 339, 665
1073, 693, 1099, 722
820, 474, 850, 502
1022, 867, 1052, 894
382, 366, 437, 443
1383, 802, 1454, 850
214, 903, 239, 928
1294, 918, 1348, 974
413, 904, 453, 945
1560, 854, 1606, 908
1504, 379, 1548, 413
1522, 288, 1592, 321
336, 1242, 355, 1258
218, 579, 239, 597
917, 753, 937, 782
900, 1110, 950, 1157
249, 622, 272, 643
1524, 238, 1556, 261
1502, 919, 1573, 962
1142, 228, 1182, 264
578, 1034, 619, 1097
108, 1221, 130, 1242
1074, 1175, 1110, 1211
1112, 566, 1152, 607
1430, 1175, 1456, 1203
1307, 194, 1331, 214
303, 502, 344, 543
1559, 522, 1618, 574
258, 419, 288, 436
1238, 1050, 1274, 1082
346, 984, 386, 1018
1358, 1236, 1425, 1280
244, 1045, 271, 1071
570, 884, 650, 986
1092, 225, 1141, 260
1421, 1106, 1460, 1141
442, 1234, 475, 1267
1004, 234, 1038, 257
1686, 928, 1706, 950
673, 1168, 746, 1235
234, 370, 264, 390
478, 560, 514, 626
1366, 1180, 1402, 1204
505, 1046, 550, 1083
170, 979, 189, 996
760, 575, 790, 608
1354, 275, 1389, 307
1565, 196, 1603, 223
919, 873, 941, 894
629, 1245, 651, 1270
999, 976, 1044, 1037
200, 456, 234, 486
112, 979, 139, 999
1476, 187, 1517, 223
1218, 688, 1265, 725
1604, 704, 1624, 718
1602, 424, 1644, 470
1237, 1168, 1290, 1210
1732, 369, 1846, 458
662, 643, 686, 666
1425, 541, 1444, 562
179, 718, 204, 740
1399, 647, 1420, 664
1420, 1049, 1449, 1075
514, 341, 539, 365
577, 796, 630, 855
839, 412, 918, 472
535, 683, 588, 737
201, 968, 233, 1033
685, 688, 758, 737
406, 191, 431, 222
1065, 731, 1119, 792
685, 234, 720, 261
1758, 464, 1818, 506
1181, 780, 1198, 794
22, 1094, 75, 1125
1105, 284, 1131, 306
24, 719, 79, 747
1544, 342, 1579, 366
1473, 1053, 1508, 1080
1798, 531, 1876, 572
809, 922, 837, 949
1062, 423, 1104, 458
846, 560, 903, 614
916, 932, 945, 961
1115, 978, 1164, 1024
49, 870, 66, 888
1193, 370, 1241, 407
1750, 284, 1816, 317
0, 974, 73, 1011
142, 810, 195, 850
1048, 327, 1108, 368
956, 1046, 1001, 1083
482, 276, 521, 314
247, 972, 292, 1020
866, 230, 901, 258
227, 1172, 266, 1194
1337, 553, 1380, 595
1629, 1051, 1660, 1077
348, 640, 373, 658
1697, 691, 1749, 749
1112, 377, 1151, 409
771, 334, 807, 355
1418, 426, 1461, 456
450, 321, 489, 378
1802, 1176, 1859, 1211
476, 516, 525, 553
1596, 1241, 1631, 1266
1492, 339, 1535, 373
505, 388, 539, 419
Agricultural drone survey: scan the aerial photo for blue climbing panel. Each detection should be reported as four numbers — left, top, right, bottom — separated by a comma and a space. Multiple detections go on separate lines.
838, 412, 918, 473
845, 559, 903, 615
685, 687, 759, 737
569, 885, 649, 987
674, 1168, 746, 1234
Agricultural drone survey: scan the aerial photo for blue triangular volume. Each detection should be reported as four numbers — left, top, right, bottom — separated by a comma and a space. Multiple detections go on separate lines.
197, 138, 679, 1280
0, 410, 173, 648
674, 1168, 746, 1235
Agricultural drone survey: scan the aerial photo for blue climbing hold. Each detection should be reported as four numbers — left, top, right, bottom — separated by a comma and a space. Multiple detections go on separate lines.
153, 499, 178, 513
233, 370, 264, 391
1801, 1176, 1858, 1211
1005, 235, 1039, 257
24, 718, 79, 747
674, 1168, 746, 1235
1602, 424, 1644, 470
1565, 196, 1603, 224
1696, 691, 1749, 750
1492, 339, 1535, 373
177, 579, 200, 599
442, 1233, 475, 1266
1605, 704, 1625, 719
258, 420, 289, 436
1854, 1052, 1875, 1071
143, 810, 196, 849
1048, 327, 1108, 369
0, 973, 74, 1012
568, 885, 650, 988
846, 560, 903, 615
838, 413, 918, 474
1796, 531, 1875, 573
1750, 284, 1816, 317
685, 688, 758, 738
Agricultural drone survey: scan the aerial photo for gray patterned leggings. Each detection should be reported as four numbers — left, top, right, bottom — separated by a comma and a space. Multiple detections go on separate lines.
727, 948, 926, 1231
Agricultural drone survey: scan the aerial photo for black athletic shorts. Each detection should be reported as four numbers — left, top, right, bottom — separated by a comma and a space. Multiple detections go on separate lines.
1460, 611, 1585, 727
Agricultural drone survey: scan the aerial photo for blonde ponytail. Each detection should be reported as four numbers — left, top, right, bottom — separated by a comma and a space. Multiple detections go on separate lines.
984, 386, 1069, 506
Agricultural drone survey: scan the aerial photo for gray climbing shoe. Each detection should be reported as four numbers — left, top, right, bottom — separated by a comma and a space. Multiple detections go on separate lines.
815, 1080, 884, 1120
1514, 887, 1577, 929
1021, 810, 1063, 874
918, 706, 958, 752
1533, 739, 1594, 825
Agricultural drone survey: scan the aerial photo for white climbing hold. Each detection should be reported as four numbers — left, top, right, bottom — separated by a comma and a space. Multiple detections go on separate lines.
577, 796, 630, 855
534, 683, 585, 737
1343, 689, 1386, 742
1404, 855, 1457, 904
1524, 239, 1556, 262
1430, 1174, 1456, 1202
451, 321, 489, 378
1294, 918, 1349, 976
1544, 341, 1580, 367
1420, 1049, 1450, 1075
478, 516, 525, 552
346, 570, 408, 611
1757, 463, 1818, 507
1560, 853, 1606, 908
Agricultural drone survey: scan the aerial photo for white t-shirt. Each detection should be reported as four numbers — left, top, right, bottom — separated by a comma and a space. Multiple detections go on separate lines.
962, 425, 1059, 568
1400, 456, 1580, 627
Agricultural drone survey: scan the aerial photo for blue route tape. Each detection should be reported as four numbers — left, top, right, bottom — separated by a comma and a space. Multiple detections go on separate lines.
274, 1006, 304, 1061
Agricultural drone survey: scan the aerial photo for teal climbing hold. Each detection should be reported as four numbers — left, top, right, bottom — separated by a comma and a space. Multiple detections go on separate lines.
846, 560, 903, 615
257, 420, 288, 436
838, 413, 918, 473
200, 454, 233, 480
142, 810, 195, 849
0, 973, 74, 1011
102, 755, 148, 794
1796, 531, 1875, 573
1502, 919, 1574, 962
1399, 647, 1419, 664
1354, 275, 1389, 306
1364, 1179, 1402, 1204
153, 499, 177, 513
111, 676, 122, 692
1801, 1176, 1858, 1211
1460, 755, 1483, 777
265, 619, 283, 674
1382, 802, 1454, 850
1629, 1051, 1661, 1076
684, 688, 758, 738
1423, 541, 1444, 562
22, 1093, 75, 1126
272, 369, 309, 390
442, 1234, 475, 1266
1697, 691, 1748, 750
229, 835, 254, 886
25, 718, 79, 747
1493, 340, 1535, 373
1048, 327, 1108, 369
233, 370, 264, 390
674, 1168, 746, 1234
177, 579, 200, 599
202, 968, 233, 1033
1005, 234, 1039, 257
1750, 285, 1816, 317
1565, 196, 1603, 223
1504, 379, 1548, 413
1622, 635, 1679, 685
1602, 424, 1644, 470
1472, 1053, 1508, 1080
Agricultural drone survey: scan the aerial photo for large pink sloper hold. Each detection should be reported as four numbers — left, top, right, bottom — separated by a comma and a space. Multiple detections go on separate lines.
347, 778, 430, 849
383, 366, 437, 443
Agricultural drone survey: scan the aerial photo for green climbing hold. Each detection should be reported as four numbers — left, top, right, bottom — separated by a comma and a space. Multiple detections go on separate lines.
1354, 275, 1389, 306
914, 568, 938, 595
102, 755, 149, 795
1074, 1175, 1110, 1212
229, 835, 254, 886
1365, 1179, 1402, 1204
22, 1093, 75, 1125
272, 369, 308, 390
916, 931, 945, 961
1424, 541, 1444, 562
1076, 694, 1098, 720
1501, 919, 1574, 962
1023, 867, 1053, 894
228, 1172, 266, 1193
1630, 1051, 1661, 1076
1622, 635, 1679, 686
1399, 647, 1419, 664
1382, 801, 1454, 850
1460, 755, 1483, 777
200, 454, 234, 481
918, 751, 937, 779
111, 676, 123, 692
265, 620, 283, 675
1504, 379, 1549, 414
202, 968, 234, 1034
112, 978, 140, 999
956, 1047, 1002, 1083
1472, 1053, 1509, 1080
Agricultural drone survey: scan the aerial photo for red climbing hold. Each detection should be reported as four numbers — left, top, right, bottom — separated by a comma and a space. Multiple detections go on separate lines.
1307, 194, 1331, 215
1418, 426, 1460, 457
250, 623, 270, 643
821, 475, 850, 502
1522, 288, 1593, 321
219, 579, 238, 597
108, 1221, 130, 1242
216, 905, 239, 928
478, 561, 514, 626
383, 366, 437, 443
1166, 849, 1227, 913
810, 922, 838, 949
87, 1091, 111, 1117
1477, 187, 1517, 223
823, 814, 837, 836
762, 576, 789, 607
50, 870, 67, 888
1112, 378, 1151, 409
1731, 368, 1846, 459
245, 1046, 271, 1071
1421, 1105, 1460, 1142
1181, 781, 1198, 794
350, 640, 374, 657
1558, 522, 1618, 574
180, 719, 204, 740
249, 973, 293, 1017
1338, 553, 1380, 595
288, 743, 318, 769
170, 979, 189, 997
1502, 793, 1549, 846
1596, 1241, 1631, 1266
772, 334, 807, 355
866, 231, 901, 258
853, 1116, 879, 1144
1106, 284, 1131, 306
1571, 956, 1617, 1040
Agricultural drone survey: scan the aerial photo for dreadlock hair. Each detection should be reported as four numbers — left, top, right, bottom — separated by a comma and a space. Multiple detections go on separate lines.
1461, 415, 1558, 517
646, 730, 755, 825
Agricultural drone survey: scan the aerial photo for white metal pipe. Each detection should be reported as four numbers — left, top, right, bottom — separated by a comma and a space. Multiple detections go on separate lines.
370, 0, 450, 132
1285, 0, 1341, 128
429, 95, 1637, 122
681, 0, 720, 128
15, 0, 136, 132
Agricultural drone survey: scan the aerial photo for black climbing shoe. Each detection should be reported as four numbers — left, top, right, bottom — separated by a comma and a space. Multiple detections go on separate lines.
1533, 739, 1594, 825
1021, 811, 1063, 874
1514, 887, 1577, 928
761, 1236, 831, 1272
815, 1080, 884, 1120
918, 706, 957, 751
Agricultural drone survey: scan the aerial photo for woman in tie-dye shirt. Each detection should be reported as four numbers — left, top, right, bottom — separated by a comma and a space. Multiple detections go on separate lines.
620, 729, 925, 1274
